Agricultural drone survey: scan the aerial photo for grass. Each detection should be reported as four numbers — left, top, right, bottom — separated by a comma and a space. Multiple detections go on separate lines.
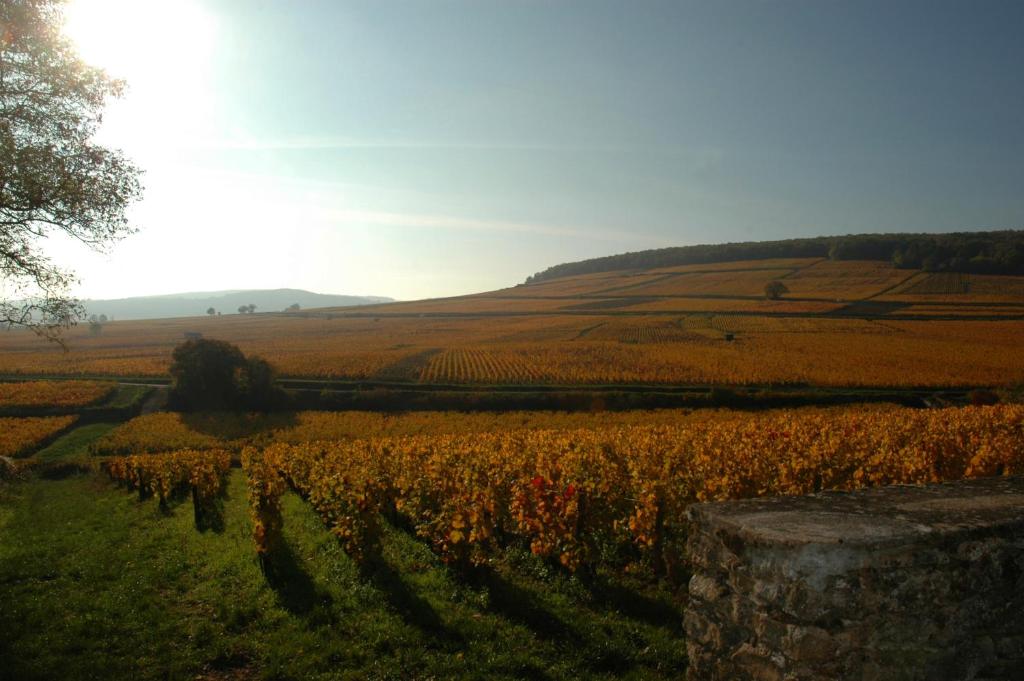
32, 423, 119, 462
0, 470, 687, 680
102, 384, 154, 410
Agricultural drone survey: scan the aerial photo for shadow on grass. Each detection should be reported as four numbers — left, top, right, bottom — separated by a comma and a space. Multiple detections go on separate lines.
471, 565, 581, 647
155, 489, 189, 517
140, 482, 229, 534
367, 559, 464, 647
579, 573, 684, 633
194, 480, 233, 534
0, 658, 50, 681
470, 566, 641, 676
262, 540, 332, 618
193, 494, 226, 534
380, 520, 576, 649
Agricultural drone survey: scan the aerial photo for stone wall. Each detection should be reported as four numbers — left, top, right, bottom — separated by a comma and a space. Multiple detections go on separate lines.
684, 476, 1024, 681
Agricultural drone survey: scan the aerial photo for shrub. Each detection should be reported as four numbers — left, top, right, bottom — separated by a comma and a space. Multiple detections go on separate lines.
238, 356, 287, 411
168, 339, 286, 411
763, 280, 789, 300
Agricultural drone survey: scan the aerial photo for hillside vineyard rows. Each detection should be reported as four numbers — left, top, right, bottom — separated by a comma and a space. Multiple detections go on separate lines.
0, 380, 114, 409
93, 404, 1024, 580
87, 406, 889, 455
103, 449, 232, 521
2, 259, 1024, 387
0, 416, 78, 458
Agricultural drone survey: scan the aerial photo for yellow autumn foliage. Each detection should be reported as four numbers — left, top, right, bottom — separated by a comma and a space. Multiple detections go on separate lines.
0, 380, 114, 409
0, 416, 77, 458
240, 404, 1024, 577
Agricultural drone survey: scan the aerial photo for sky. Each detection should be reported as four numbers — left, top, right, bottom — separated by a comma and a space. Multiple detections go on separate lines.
55, 0, 1024, 301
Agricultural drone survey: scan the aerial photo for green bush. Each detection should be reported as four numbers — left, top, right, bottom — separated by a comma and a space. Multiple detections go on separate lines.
168, 339, 286, 411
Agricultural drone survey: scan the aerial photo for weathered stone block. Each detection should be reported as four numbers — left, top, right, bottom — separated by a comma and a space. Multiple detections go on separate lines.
684, 476, 1024, 681
782, 625, 835, 664
728, 643, 785, 681
689, 573, 727, 602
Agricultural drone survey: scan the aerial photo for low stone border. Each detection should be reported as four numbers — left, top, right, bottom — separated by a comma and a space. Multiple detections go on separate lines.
684, 476, 1024, 680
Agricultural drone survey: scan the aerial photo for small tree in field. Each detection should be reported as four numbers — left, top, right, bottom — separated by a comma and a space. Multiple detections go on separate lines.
168, 338, 286, 411
169, 339, 246, 410
206, 307, 216, 316
237, 356, 284, 410
764, 280, 789, 300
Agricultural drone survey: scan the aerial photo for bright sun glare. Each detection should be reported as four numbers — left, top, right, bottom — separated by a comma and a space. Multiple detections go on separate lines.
63, 0, 215, 81
61, 0, 218, 154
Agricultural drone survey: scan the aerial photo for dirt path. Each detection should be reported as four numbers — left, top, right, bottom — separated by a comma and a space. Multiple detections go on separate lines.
140, 386, 169, 414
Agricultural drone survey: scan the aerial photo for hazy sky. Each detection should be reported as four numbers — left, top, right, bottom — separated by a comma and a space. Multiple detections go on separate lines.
57, 0, 1024, 301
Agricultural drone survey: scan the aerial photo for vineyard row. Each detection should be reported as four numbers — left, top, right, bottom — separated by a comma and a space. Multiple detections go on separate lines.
237, 404, 1024, 580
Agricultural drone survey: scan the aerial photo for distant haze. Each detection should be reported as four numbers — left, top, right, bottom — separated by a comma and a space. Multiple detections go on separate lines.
81, 289, 393, 321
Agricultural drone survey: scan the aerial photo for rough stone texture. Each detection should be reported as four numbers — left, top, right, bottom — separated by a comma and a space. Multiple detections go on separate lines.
684, 477, 1024, 681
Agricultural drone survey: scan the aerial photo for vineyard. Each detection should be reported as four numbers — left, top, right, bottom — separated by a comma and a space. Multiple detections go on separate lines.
3, 314, 1021, 387
896, 304, 1024, 317
4, 364, 1024, 678
621, 297, 846, 314
91, 407, 809, 456
3, 0, 1022, 669
586, 269, 796, 298
882, 272, 1024, 303
91, 412, 235, 456
0, 416, 78, 458
419, 348, 544, 384
778, 259, 917, 299
0, 381, 115, 409
0, 257, 1023, 388
87, 404, 1024, 582
103, 449, 231, 523
901, 272, 972, 295
567, 318, 692, 344
1, 252, 1023, 676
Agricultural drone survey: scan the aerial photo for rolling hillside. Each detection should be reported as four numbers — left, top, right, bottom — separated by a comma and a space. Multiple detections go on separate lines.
3, 250, 1024, 389
80, 289, 393, 321
521, 230, 1024, 283
324, 256, 1024, 319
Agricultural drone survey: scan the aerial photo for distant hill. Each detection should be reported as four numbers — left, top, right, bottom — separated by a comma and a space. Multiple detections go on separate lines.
524, 230, 1024, 283
81, 289, 394, 321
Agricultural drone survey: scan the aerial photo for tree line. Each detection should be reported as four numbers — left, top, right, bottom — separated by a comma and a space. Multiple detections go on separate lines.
523, 230, 1024, 284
